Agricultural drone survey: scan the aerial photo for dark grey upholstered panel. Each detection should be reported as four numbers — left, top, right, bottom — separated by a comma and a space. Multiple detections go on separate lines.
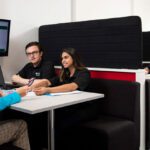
143, 32, 150, 61
39, 16, 142, 69
55, 79, 140, 150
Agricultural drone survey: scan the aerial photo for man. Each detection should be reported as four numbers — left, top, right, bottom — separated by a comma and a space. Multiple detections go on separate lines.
0, 87, 30, 150
12, 41, 56, 88
11, 41, 55, 149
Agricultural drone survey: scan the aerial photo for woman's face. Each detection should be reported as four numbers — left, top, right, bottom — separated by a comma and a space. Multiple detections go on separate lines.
61, 52, 74, 69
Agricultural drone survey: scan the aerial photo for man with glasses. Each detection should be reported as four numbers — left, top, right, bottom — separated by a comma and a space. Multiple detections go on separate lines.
12, 41, 56, 88
11, 41, 56, 150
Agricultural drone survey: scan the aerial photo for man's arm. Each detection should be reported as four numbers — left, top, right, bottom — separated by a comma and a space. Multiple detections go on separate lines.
12, 74, 51, 88
12, 74, 29, 85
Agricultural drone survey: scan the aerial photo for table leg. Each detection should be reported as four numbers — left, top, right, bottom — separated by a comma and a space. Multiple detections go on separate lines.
48, 110, 55, 150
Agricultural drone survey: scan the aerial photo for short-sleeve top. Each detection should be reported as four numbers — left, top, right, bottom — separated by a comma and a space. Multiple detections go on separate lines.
17, 60, 56, 81
50, 68, 91, 91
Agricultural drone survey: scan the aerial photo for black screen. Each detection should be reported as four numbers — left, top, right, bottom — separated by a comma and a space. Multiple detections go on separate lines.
0, 19, 11, 56
143, 32, 150, 61
39, 16, 142, 69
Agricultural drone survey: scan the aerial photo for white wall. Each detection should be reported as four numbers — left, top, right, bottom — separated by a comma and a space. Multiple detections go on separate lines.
74, 0, 132, 21
0, 0, 71, 81
133, 0, 150, 31
73, 0, 150, 30
1, 0, 150, 81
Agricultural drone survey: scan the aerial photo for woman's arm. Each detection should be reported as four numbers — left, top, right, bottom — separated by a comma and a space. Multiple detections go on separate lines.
30, 79, 51, 89
33, 82, 78, 95
0, 92, 21, 111
0, 86, 28, 111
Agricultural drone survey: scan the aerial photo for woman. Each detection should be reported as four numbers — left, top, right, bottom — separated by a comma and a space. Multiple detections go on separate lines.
34, 48, 90, 95
0, 86, 30, 150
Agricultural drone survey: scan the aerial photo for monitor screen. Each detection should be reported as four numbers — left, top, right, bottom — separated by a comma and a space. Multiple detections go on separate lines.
0, 19, 11, 56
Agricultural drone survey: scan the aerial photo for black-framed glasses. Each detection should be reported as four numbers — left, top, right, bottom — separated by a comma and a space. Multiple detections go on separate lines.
26, 51, 39, 57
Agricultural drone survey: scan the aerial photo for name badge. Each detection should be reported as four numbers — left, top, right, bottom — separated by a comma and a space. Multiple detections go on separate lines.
35, 72, 40, 77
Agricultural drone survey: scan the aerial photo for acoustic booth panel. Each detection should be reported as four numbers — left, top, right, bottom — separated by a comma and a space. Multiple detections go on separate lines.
143, 31, 150, 62
39, 16, 142, 69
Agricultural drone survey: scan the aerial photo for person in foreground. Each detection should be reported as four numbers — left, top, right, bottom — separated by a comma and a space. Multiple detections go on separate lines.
0, 87, 30, 150
12, 41, 56, 88
144, 66, 150, 74
33, 48, 90, 95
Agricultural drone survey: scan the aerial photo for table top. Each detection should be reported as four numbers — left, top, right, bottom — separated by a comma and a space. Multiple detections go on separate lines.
146, 74, 150, 79
11, 91, 104, 114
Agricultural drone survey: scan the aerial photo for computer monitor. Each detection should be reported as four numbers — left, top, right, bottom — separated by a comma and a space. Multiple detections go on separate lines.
0, 19, 11, 56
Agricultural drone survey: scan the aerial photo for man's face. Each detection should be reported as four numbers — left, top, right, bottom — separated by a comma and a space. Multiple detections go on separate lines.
26, 45, 43, 65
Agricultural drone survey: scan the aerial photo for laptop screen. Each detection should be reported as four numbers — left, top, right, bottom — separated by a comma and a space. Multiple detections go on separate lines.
0, 66, 6, 89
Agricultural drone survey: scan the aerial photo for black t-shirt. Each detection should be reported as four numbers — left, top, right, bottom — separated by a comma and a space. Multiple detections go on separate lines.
17, 60, 56, 81
50, 69, 91, 91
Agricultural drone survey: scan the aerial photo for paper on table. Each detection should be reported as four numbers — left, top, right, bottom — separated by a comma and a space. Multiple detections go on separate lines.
26, 91, 37, 97
25, 90, 81, 97
46, 90, 82, 96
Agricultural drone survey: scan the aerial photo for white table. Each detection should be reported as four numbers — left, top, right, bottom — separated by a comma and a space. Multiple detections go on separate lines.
146, 74, 150, 79
11, 91, 104, 150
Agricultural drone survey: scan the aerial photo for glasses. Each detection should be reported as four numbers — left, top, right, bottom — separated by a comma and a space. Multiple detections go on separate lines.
26, 51, 39, 57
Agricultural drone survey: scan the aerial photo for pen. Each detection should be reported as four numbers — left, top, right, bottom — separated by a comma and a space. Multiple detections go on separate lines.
27, 78, 35, 86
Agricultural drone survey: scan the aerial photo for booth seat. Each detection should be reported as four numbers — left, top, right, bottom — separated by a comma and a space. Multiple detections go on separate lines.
55, 78, 140, 150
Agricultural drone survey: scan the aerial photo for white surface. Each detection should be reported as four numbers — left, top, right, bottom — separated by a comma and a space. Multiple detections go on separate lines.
133, 0, 150, 31
11, 91, 104, 114
74, 0, 132, 21
0, 0, 71, 82
146, 74, 150, 79
49, 90, 81, 96
136, 70, 146, 150
55, 66, 145, 73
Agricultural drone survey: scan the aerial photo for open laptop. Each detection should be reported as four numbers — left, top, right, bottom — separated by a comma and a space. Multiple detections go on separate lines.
0, 66, 19, 89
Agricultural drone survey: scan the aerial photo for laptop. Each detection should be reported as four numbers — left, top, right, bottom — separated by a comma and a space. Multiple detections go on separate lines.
0, 66, 19, 89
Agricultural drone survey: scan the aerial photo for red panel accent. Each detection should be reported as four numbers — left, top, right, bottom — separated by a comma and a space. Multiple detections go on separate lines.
55, 69, 136, 82
55, 69, 60, 75
90, 71, 136, 81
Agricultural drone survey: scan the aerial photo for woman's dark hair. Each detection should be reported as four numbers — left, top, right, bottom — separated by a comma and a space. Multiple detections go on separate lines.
60, 48, 85, 81
25, 41, 43, 53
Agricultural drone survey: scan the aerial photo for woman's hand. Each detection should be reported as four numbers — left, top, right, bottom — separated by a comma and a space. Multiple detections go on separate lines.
33, 87, 49, 95
16, 86, 29, 97
0, 91, 4, 97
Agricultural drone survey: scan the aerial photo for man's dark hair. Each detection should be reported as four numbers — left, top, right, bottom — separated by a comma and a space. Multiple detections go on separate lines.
25, 41, 43, 52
